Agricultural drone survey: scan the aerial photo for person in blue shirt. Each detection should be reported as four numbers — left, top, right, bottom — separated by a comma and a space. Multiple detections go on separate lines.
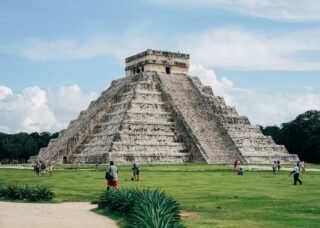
238, 167, 244, 175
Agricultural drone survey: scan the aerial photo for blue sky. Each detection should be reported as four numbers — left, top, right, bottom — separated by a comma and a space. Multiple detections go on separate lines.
0, 0, 320, 133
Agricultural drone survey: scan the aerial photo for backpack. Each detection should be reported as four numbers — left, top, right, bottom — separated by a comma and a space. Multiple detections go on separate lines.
105, 168, 112, 180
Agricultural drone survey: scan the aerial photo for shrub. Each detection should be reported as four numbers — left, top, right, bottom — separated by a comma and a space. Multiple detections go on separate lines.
0, 186, 8, 198
0, 185, 54, 201
97, 188, 185, 228
98, 188, 144, 214
31, 186, 55, 201
127, 189, 184, 228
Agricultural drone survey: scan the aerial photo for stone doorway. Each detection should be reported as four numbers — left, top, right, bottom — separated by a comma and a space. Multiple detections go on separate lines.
63, 156, 68, 164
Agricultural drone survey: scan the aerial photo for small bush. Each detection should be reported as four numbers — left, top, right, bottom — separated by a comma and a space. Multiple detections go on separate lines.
32, 186, 55, 201
0, 186, 8, 198
127, 189, 184, 228
0, 185, 55, 201
98, 188, 144, 214
97, 188, 185, 228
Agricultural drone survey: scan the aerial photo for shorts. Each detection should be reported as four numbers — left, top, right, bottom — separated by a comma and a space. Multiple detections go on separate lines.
108, 180, 119, 187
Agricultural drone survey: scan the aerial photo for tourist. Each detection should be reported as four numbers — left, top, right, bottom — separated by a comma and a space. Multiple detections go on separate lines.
233, 160, 238, 174
277, 160, 281, 172
106, 161, 118, 189
40, 162, 46, 176
132, 163, 140, 181
301, 161, 305, 173
272, 161, 277, 174
297, 161, 301, 171
237, 167, 244, 175
290, 163, 302, 185
48, 161, 54, 177
34, 161, 40, 176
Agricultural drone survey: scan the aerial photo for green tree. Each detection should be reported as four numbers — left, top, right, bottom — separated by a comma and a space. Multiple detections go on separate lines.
261, 110, 320, 164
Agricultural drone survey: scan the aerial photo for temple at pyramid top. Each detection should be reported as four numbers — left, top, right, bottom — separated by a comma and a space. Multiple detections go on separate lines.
125, 49, 190, 76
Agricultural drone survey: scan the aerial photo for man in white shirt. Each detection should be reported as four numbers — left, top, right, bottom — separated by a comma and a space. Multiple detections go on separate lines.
290, 163, 302, 185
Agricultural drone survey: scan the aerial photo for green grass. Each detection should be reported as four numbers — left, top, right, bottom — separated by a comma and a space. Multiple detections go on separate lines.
1, 164, 319, 227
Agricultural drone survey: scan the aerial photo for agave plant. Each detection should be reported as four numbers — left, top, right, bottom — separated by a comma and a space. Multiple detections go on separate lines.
0, 186, 8, 198
97, 188, 185, 228
32, 186, 55, 201
127, 189, 184, 228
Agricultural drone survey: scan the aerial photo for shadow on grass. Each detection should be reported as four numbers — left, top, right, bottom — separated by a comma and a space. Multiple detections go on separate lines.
92, 207, 126, 228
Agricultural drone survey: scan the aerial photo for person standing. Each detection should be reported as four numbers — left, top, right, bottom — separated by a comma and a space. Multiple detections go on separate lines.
290, 163, 302, 185
277, 160, 281, 172
48, 161, 54, 177
106, 161, 118, 189
132, 163, 140, 181
272, 161, 277, 174
301, 161, 305, 173
233, 160, 238, 174
34, 161, 40, 176
40, 162, 46, 176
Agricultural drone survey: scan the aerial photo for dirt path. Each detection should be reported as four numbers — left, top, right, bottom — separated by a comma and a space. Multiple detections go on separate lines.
0, 202, 117, 228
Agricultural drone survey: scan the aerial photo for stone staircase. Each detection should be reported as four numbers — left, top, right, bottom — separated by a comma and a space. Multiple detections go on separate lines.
189, 76, 299, 163
158, 73, 244, 164
109, 73, 191, 163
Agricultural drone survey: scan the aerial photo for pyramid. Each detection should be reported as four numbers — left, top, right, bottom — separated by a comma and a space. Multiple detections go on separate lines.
38, 50, 299, 164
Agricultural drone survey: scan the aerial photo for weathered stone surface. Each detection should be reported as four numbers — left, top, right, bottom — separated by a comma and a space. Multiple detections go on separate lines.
38, 50, 299, 164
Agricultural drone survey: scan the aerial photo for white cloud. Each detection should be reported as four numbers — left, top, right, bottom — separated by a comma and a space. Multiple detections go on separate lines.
8, 26, 161, 61
191, 64, 320, 126
231, 92, 320, 126
0, 86, 55, 133
146, 0, 320, 21
0, 84, 97, 133
304, 86, 313, 91
190, 64, 234, 103
180, 27, 320, 70
0, 85, 13, 100
5, 26, 320, 70
48, 84, 97, 128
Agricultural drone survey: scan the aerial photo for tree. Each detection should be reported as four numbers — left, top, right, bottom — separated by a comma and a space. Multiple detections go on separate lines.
0, 131, 59, 162
261, 110, 320, 164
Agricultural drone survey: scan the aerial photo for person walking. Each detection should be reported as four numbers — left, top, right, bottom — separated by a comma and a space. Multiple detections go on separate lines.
132, 163, 140, 181
290, 163, 302, 185
106, 161, 118, 189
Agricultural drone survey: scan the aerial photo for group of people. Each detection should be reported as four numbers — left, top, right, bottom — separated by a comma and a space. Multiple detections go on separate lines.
33, 161, 54, 176
105, 161, 140, 189
271, 160, 305, 185
272, 160, 281, 174
232, 159, 305, 185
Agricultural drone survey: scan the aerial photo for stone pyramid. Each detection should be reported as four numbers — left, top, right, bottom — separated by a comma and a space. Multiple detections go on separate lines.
38, 50, 299, 164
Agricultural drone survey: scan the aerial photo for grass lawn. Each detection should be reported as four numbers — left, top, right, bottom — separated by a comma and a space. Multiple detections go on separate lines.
1, 164, 319, 227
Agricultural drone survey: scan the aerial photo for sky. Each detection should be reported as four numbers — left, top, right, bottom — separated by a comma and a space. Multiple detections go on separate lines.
0, 0, 320, 133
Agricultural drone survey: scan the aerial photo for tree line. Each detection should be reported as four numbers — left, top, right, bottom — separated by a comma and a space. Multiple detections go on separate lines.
260, 110, 320, 164
0, 132, 58, 163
